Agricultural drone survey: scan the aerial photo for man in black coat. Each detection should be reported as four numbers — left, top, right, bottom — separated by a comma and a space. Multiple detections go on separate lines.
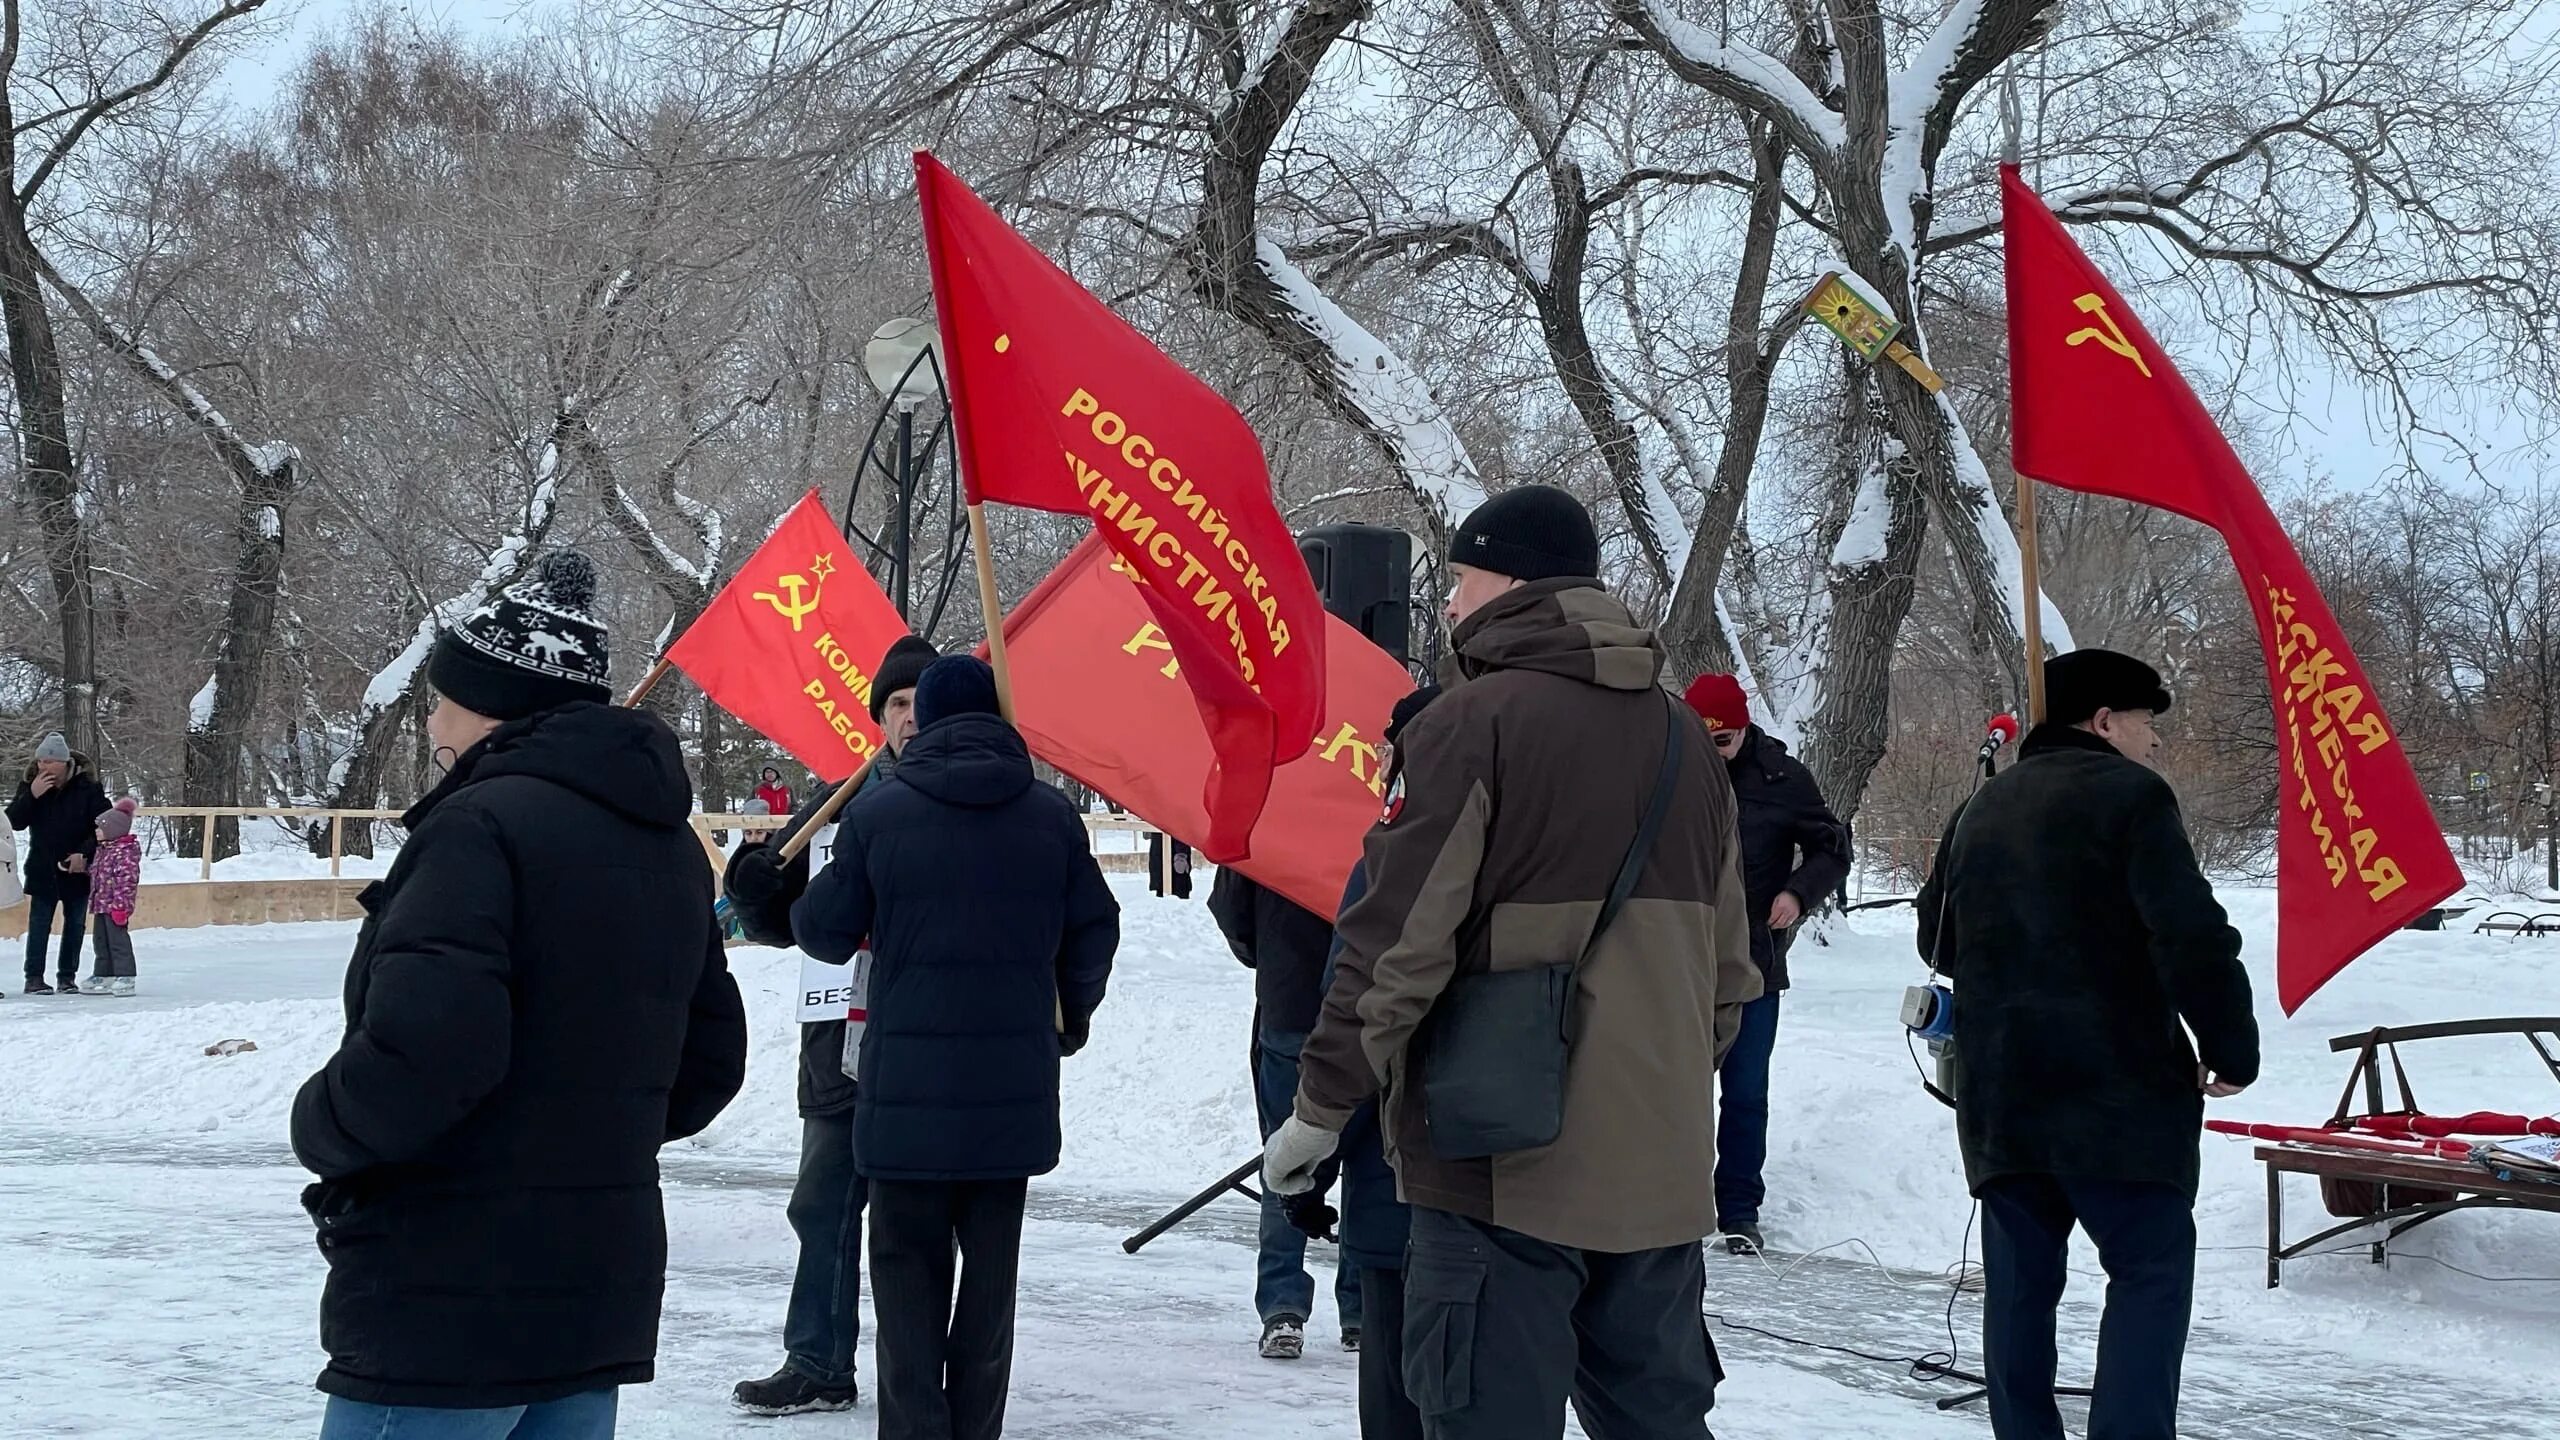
1683, 673, 1852, 1255
1208, 864, 1360, 1359
721, 632, 939, 1416
9, 732, 109, 994
291, 552, 748, 1440
1915, 648, 2258, 1440
793, 656, 1118, 1440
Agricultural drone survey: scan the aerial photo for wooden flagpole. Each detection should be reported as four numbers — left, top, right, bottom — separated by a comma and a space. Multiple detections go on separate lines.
968, 500, 1018, 723
775, 749, 880, 862
2003, 66, 2049, 726
620, 657, 674, 709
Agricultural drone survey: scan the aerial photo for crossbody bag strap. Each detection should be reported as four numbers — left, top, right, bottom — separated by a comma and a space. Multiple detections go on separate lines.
1575, 694, 1688, 973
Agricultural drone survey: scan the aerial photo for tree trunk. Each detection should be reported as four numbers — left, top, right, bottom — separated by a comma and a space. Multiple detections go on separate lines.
181, 462, 297, 860
1798, 388, 1928, 825
1658, 123, 1792, 683
0, 208, 99, 755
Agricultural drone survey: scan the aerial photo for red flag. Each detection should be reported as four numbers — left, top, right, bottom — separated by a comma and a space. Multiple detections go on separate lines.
916, 151, 1327, 862
995, 537, 1413, 916
2003, 165, 2460, 1013
667, 492, 912, 783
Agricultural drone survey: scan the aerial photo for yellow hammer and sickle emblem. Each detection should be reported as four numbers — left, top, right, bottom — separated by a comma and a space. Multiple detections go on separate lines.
753, 574, 823, 632
2065, 294, 2152, 377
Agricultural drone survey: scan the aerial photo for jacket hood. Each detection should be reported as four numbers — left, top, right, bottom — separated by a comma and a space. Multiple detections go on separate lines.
20, 750, 97, 785
412, 702, 694, 830
893, 711, 1034, 809
1448, 578, 1663, 692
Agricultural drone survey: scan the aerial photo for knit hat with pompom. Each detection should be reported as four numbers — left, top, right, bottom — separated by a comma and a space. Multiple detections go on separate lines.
428, 550, 614, 720
95, 796, 140, 842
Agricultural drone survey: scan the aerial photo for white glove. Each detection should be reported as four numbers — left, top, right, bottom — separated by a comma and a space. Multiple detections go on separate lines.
1263, 1114, 1341, 1196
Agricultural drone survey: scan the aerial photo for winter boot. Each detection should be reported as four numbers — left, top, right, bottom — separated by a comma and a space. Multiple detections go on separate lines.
79, 976, 112, 996
57, 975, 81, 996
25, 978, 54, 996
732, 1364, 859, 1416
1723, 1223, 1766, 1257
1260, 1315, 1306, 1361
1341, 1324, 1361, 1353
110, 977, 135, 998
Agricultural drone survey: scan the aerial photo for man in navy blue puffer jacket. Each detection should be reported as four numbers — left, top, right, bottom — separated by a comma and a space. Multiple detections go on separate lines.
792, 656, 1118, 1440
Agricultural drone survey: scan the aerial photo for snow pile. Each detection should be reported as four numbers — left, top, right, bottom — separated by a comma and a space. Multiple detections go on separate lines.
188, 673, 219, 733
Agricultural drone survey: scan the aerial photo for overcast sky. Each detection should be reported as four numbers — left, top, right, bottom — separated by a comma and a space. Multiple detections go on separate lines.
214, 0, 2551, 503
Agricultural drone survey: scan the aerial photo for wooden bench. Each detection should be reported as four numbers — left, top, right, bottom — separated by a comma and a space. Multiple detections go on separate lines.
2253, 1017, 2560, 1288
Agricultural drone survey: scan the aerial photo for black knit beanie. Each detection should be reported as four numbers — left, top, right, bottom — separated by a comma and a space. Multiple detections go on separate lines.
913, 656, 1002, 729
1450, 484, 1600, 582
428, 551, 613, 721
870, 635, 940, 721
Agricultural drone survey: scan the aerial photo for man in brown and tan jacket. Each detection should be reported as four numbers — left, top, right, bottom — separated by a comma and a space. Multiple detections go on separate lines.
1264, 484, 1760, 1440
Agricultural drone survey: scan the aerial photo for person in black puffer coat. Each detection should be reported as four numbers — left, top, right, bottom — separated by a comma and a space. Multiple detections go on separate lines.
719, 631, 938, 1417
1682, 674, 1852, 1253
291, 553, 748, 1439
9, 733, 109, 994
1916, 648, 2257, 1440
793, 656, 1118, 1440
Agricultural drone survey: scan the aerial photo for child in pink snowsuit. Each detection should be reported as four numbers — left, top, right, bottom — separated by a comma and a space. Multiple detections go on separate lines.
83, 797, 142, 996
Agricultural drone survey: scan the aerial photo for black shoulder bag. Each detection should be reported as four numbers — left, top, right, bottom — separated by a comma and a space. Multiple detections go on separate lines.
1420, 697, 1687, 1161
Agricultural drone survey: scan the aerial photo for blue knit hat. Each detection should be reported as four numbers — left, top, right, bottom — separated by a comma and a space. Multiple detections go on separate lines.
913, 656, 1002, 729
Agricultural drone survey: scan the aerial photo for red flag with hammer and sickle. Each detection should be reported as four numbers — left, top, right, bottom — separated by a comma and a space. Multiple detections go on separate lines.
2004, 165, 2460, 1014
667, 491, 912, 783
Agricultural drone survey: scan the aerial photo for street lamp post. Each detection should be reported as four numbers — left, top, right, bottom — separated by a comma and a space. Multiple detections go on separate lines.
861, 317, 943, 625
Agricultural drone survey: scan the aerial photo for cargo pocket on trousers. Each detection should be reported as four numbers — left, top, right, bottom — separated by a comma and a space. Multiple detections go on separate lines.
1401, 1243, 1487, 1417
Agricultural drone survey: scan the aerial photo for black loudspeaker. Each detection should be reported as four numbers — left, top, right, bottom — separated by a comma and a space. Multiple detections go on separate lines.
1298, 523, 1413, 660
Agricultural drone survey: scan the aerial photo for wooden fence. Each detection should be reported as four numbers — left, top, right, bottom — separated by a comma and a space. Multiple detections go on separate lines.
5, 806, 1177, 937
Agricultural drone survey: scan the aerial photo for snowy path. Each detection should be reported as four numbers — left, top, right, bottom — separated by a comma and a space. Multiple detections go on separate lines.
4, 877, 2557, 1437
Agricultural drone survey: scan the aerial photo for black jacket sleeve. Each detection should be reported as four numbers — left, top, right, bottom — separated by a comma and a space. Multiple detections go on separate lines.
790, 815, 876, 966
4, 782, 33, 832
291, 802, 518, 1180
666, 920, 749, 1141
1056, 812, 1120, 1030
2122, 776, 2260, 1086
1779, 764, 1853, 909
1206, 867, 1257, 967
69, 778, 106, 863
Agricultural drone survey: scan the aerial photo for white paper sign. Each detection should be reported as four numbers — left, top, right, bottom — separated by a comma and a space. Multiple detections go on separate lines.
797, 948, 867, 1025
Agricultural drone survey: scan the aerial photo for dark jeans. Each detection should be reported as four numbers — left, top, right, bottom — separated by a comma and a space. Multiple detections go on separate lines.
784, 1117, 869, 1388
1402, 1207, 1721, 1440
868, 1178, 1027, 1440
1980, 1175, 2196, 1440
24, 885, 87, 985
1713, 993, 1781, 1228
1253, 1023, 1360, 1327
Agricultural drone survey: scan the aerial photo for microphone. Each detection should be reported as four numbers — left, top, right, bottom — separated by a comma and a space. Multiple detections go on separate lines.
1978, 713, 2020, 764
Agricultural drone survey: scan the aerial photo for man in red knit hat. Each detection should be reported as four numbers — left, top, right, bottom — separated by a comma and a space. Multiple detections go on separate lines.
1682, 673, 1852, 1255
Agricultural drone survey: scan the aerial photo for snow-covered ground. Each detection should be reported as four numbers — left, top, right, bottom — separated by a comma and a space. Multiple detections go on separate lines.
1, 877, 2554, 1437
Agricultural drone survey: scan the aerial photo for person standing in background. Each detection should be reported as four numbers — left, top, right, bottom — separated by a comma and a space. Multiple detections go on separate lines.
81, 797, 144, 996
1208, 856, 1360, 1360
1681, 673, 1852, 1256
722, 631, 940, 1417
755, 766, 798, 819
9, 732, 108, 995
